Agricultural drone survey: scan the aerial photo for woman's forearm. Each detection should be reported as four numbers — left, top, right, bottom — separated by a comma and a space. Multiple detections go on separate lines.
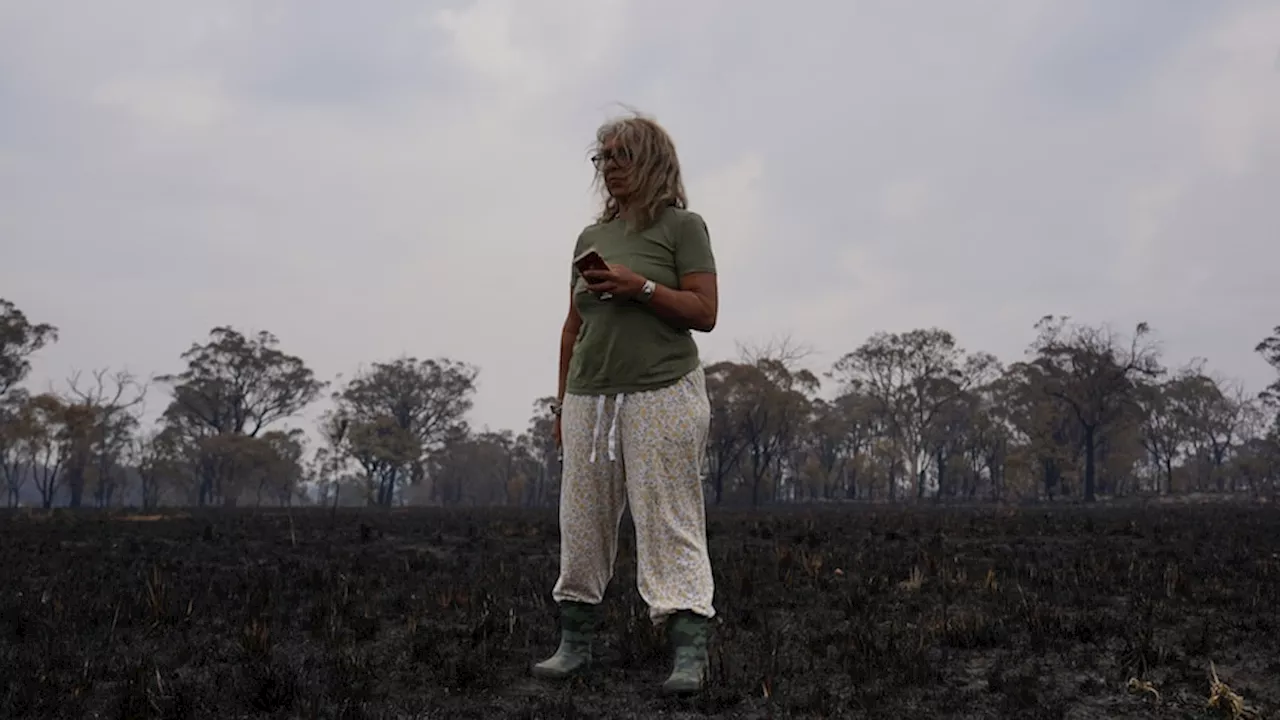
557, 328, 576, 401
646, 283, 716, 332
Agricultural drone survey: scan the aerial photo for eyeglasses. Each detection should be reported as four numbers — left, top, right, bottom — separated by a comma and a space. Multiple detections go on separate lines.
590, 147, 632, 170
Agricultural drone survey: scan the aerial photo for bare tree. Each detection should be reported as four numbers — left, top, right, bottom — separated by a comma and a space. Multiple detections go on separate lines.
20, 393, 70, 508
703, 362, 749, 505
832, 328, 996, 500
1028, 316, 1164, 502
157, 326, 324, 505
134, 429, 179, 510
519, 397, 560, 507
731, 349, 818, 506
0, 390, 30, 506
1254, 326, 1280, 426
331, 357, 478, 506
311, 410, 352, 507
1136, 375, 1188, 494
59, 369, 147, 507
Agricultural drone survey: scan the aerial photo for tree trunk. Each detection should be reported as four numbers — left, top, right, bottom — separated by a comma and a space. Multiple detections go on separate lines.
1083, 426, 1098, 502
911, 452, 924, 500
989, 454, 1000, 503
935, 449, 947, 499
67, 466, 85, 508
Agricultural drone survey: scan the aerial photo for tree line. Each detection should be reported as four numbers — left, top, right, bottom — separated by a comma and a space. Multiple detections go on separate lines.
2, 297, 1278, 509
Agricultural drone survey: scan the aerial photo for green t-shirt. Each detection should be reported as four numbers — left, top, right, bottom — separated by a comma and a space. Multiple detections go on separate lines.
566, 206, 717, 396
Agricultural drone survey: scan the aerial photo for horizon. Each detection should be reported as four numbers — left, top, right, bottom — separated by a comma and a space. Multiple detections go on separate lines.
5, 316, 1276, 446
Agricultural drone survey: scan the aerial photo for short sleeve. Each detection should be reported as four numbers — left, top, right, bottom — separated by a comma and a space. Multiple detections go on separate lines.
674, 212, 717, 276
570, 229, 588, 289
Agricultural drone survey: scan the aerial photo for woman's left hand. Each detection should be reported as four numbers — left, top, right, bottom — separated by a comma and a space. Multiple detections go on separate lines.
582, 263, 646, 299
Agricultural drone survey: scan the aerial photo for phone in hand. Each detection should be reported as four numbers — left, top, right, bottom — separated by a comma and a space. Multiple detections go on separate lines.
573, 248, 613, 300
573, 248, 610, 277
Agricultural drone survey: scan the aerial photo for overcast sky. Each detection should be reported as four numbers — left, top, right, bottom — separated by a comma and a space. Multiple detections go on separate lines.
2, 1, 1277, 438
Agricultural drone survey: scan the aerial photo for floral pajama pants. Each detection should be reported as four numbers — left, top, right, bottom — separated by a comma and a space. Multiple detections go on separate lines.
552, 367, 716, 623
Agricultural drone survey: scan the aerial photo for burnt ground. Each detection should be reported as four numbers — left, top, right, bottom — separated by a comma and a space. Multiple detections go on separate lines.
1, 504, 1278, 719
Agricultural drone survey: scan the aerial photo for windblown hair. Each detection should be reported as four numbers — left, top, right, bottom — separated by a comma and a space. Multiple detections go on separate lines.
592, 110, 687, 229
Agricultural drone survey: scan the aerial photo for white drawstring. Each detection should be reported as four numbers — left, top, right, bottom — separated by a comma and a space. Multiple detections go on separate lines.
588, 396, 606, 463
605, 394, 625, 461
587, 393, 626, 463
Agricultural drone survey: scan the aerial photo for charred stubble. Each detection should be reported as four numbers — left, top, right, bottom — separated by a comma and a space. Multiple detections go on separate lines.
0, 504, 1277, 718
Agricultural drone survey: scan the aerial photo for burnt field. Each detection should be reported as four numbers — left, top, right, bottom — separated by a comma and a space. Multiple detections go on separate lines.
2, 504, 1278, 719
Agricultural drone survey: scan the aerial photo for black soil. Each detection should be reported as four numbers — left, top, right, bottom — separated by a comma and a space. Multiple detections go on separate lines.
2, 504, 1278, 719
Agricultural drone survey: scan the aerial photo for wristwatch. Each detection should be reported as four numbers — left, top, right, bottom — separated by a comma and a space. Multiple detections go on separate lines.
637, 279, 657, 303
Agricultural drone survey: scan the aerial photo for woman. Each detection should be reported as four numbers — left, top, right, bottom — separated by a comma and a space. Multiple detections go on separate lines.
532, 112, 719, 696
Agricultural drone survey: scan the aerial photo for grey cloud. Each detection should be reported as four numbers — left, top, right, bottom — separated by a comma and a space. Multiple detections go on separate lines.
1027, 1, 1221, 109
1, 0, 1276, 435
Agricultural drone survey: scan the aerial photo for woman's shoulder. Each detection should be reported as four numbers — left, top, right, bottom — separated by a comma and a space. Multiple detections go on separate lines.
658, 207, 709, 242
574, 221, 608, 250
580, 217, 625, 237
660, 206, 706, 228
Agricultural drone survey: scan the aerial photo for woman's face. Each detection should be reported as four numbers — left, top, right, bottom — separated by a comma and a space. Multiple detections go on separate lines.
595, 135, 633, 200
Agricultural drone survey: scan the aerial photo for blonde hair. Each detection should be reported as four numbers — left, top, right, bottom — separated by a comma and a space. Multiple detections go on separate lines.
591, 110, 687, 229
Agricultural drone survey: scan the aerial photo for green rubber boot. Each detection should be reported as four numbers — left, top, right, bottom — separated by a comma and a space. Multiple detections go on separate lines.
661, 611, 710, 696
531, 601, 597, 680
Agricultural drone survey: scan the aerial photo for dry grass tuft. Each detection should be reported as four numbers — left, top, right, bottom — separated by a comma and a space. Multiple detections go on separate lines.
898, 566, 924, 592
983, 568, 999, 593
1206, 661, 1248, 719
1126, 677, 1160, 704
240, 617, 272, 659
